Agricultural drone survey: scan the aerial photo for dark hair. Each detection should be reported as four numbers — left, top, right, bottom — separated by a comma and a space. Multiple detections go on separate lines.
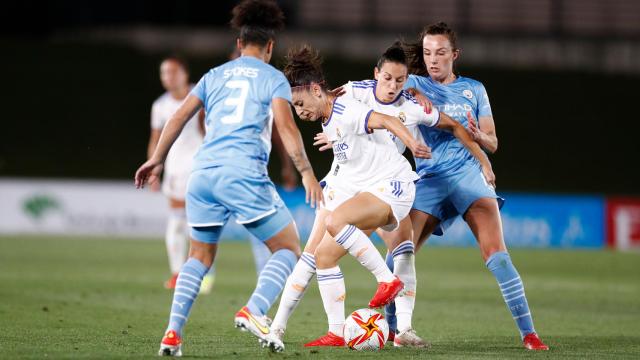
376, 41, 407, 69
230, 0, 285, 47
405, 22, 458, 76
283, 44, 328, 90
161, 55, 189, 74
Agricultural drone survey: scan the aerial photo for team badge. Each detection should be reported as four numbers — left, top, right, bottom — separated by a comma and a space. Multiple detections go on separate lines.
336, 127, 342, 138
463, 89, 473, 99
328, 190, 335, 200
398, 112, 406, 123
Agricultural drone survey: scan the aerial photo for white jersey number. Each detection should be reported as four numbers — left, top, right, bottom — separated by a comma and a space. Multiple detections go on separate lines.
221, 80, 249, 124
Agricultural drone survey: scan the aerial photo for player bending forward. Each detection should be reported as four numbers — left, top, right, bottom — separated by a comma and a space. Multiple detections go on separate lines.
270, 43, 493, 347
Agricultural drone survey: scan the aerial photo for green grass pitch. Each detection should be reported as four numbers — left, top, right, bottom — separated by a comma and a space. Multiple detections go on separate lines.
1, 235, 639, 359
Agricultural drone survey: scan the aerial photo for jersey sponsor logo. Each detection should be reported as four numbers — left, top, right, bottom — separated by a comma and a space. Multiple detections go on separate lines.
223, 67, 259, 78
463, 89, 473, 99
435, 103, 473, 117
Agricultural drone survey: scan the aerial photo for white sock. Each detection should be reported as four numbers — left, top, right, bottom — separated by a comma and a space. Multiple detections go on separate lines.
166, 209, 188, 274
335, 225, 395, 283
271, 252, 316, 330
392, 240, 416, 332
317, 266, 346, 336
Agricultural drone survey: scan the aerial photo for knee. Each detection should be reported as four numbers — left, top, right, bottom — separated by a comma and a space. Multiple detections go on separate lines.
313, 244, 334, 269
324, 214, 347, 237
188, 244, 215, 268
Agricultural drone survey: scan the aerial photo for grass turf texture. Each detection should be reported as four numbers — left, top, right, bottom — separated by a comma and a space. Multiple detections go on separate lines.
1, 236, 639, 359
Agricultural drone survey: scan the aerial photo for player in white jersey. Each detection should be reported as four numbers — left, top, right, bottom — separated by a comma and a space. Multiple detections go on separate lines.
279, 44, 433, 347
147, 56, 210, 291
270, 43, 493, 347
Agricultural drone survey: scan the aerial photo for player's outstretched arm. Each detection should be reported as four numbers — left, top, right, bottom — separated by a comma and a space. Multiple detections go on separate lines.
272, 97, 324, 208
367, 112, 432, 159
135, 95, 203, 189
436, 113, 496, 187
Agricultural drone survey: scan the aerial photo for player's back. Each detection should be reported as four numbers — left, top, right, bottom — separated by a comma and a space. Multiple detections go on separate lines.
190, 56, 292, 172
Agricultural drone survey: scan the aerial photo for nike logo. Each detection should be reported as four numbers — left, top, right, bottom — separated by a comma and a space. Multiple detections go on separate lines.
243, 309, 270, 334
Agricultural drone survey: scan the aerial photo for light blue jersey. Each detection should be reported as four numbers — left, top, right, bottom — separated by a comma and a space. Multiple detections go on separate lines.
404, 74, 492, 177
405, 74, 502, 236
190, 56, 292, 173
185, 55, 293, 244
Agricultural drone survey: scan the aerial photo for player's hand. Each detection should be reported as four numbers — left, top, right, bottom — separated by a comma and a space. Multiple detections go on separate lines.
328, 86, 345, 98
466, 112, 482, 141
409, 140, 432, 159
482, 164, 496, 189
408, 88, 433, 114
281, 164, 298, 191
135, 158, 164, 189
301, 172, 324, 209
313, 133, 332, 151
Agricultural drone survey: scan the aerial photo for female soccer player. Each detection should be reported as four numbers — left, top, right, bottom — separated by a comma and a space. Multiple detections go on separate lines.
270, 43, 494, 348
402, 22, 548, 351
271, 44, 493, 347
135, 0, 323, 355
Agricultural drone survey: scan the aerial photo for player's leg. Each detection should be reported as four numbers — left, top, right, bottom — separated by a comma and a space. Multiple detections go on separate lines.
455, 165, 548, 350
270, 208, 331, 338
377, 218, 429, 348
159, 230, 220, 356
250, 235, 272, 275
164, 197, 189, 289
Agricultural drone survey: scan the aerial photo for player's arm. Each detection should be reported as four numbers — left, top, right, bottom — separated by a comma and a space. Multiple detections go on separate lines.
272, 97, 323, 207
436, 113, 496, 187
367, 112, 431, 159
467, 113, 498, 153
135, 95, 203, 188
272, 123, 298, 190
197, 108, 206, 136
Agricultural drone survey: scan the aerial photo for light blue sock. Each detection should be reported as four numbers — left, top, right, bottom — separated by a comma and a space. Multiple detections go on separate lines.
250, 236, 272, 276
166, 258, 209, 335
246, 249, 297, 316
384, 251, 397, 334
486, 251, 536, 338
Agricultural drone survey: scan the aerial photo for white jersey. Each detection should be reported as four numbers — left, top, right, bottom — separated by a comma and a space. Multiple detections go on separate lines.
322, 96, 418, 188
343, 79, 440, 153
151, 91, 203, 175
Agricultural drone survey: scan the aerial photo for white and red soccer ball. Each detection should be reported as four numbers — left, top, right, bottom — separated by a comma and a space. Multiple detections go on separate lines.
343, 308, 389, 351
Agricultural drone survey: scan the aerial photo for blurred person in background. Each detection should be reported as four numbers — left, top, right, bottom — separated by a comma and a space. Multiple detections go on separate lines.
402, 22, 548, 350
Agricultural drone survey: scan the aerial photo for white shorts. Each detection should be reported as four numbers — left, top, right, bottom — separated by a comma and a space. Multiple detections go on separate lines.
321, 176, 416, 232
162, 170, 190, 200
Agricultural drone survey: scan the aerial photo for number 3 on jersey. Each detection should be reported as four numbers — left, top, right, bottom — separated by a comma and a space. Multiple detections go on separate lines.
221, 80, 249, 124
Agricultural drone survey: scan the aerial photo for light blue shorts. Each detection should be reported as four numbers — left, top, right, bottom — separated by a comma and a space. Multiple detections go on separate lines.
186, 166, 293, 244
412, 163, 504, 236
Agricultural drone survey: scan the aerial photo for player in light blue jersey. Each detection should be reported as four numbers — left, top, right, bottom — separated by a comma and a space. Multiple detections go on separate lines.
135, 0, 323, 355
400, 22, 548, 350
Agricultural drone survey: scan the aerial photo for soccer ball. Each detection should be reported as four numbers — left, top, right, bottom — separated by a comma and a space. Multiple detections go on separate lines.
343, 308, 389, 350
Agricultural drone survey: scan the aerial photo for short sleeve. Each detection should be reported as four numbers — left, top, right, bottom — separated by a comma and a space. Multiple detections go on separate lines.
341, 82, 355, 99
150, 102, 165, 130
403, 74, 419, 90
271, 72, 292, 102
474, 82, 493, 118
402, 94, 440, 128
190, 74, 207, 103
335, 98, 374, 136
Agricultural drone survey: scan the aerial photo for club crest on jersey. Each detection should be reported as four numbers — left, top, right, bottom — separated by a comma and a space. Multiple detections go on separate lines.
328, 190, 335, 200
398, 112, 406, 123
336, 127, 342, 138
463, 89, 473, 99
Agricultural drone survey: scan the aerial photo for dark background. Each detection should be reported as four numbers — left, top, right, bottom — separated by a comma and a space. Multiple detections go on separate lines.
1, 0, 639, 195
